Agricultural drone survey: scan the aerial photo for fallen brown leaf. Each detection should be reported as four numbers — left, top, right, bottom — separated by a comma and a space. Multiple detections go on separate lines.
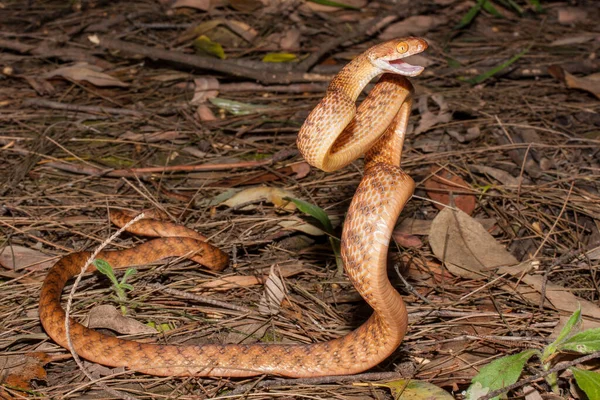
0, 352, 51, 391
258, 266, 286, 316
429, 208, 519, 279
86, 304, 157, 335
0, 245, 55, 271
549, 65, 600, 99
221, 187, 297, 211
44, 62, 129, 87
424, 167, 477, 215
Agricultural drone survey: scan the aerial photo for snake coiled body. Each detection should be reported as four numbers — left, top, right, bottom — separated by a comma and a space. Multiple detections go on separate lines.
39, 37, 427, 377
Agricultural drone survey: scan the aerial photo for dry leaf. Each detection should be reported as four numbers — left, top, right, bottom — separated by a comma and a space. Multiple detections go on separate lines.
0, 352, 51, 390
191, 77, 219, 105
499, 262, 600, 323
258, 266, 286, 316
280, 28, 301, 51
172, 0, 212, 11
470, 165, 522, 186
424, 167, 477, 215
380, 15, 447, 40
86, 304, 156, 335
414, 94, 452, 134
391, 231, 423, 248
221, 187, 297, 211
196, 104, 217, 121
523, 385, 544, 400
395, 217, 497, 236
429, 208, 519, 279
557, 7, 589, 25
549, 65, 600, 99
44, 62, 129, 87
0, 245, 55, 271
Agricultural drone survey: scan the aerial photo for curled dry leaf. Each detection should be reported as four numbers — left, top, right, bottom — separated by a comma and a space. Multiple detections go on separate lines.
280, 28, 301, 51
424, 167, 477, 215
191, 77, 219, 105
0, 245, 55, 271
429, 208, 519, 280
86, 304, 157, 335
258, 265, 287, 316
221, 187, 297, 211
44, 62, 129, 87
549, 65, 600, 99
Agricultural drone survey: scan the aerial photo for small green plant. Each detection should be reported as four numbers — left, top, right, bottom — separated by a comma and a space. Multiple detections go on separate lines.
466, 308, 600, 399
285, 197, 343, 275
93, 259, 137, 315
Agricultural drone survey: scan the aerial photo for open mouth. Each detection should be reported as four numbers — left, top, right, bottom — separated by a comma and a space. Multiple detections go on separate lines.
387, 59, 424, 76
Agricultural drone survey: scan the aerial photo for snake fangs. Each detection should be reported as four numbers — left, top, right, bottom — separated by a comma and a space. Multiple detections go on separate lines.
39, 37, 428, 377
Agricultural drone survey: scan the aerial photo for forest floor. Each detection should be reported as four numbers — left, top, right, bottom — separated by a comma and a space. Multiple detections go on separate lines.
1, 0, 599, 399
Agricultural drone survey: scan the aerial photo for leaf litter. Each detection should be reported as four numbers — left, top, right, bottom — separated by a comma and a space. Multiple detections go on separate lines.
0, 0, 599, 398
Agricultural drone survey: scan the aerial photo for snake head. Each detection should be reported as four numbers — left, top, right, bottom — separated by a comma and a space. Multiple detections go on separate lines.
368, 37, 428, 77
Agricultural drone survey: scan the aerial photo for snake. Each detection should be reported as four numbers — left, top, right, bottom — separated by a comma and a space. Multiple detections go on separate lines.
39, 37, 428, 378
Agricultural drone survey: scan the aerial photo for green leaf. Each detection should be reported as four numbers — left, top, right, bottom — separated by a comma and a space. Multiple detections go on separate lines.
543, 308, 582, 361
193, 35, 226, 59
559, 328, 600, 354
284, 197, 333, 234
455, 0, 486, 29
94, 258, 119, 287
466, 47, 529, 84
482, 1, 503, 17
528, 0, 542, 12
120, 283, 134, 291
306, 0, 360, 10
122, 268, 137, 281
571, 367, 600, 399
357, 379, 453, 399
466, 349, 538, 400
262, 53, 297, 63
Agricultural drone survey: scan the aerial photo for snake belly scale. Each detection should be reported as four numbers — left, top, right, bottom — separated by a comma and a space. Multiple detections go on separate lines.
39, 37, 428, 377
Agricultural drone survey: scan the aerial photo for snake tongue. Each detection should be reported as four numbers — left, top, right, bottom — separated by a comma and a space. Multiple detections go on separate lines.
387, 59, 424, 76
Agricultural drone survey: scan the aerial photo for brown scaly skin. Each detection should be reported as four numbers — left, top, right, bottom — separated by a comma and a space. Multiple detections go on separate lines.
39, 37, 427, 377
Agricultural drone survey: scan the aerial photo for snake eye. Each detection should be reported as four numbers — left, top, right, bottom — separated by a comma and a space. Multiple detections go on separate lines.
396, 41, 408, 54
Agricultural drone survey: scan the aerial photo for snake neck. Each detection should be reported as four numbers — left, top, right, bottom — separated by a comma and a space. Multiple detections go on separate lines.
328, 54, 382, 100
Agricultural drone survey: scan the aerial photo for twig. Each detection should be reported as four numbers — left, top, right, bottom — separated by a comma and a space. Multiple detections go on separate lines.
23, 98, 144, 117
64, 212, 146, 400
95, 36, 330, 85
224, 371, 406, 397
148, 283, 255, 314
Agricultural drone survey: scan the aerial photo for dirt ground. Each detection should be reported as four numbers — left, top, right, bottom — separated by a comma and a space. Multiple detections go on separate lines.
1, 0, 600, 399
